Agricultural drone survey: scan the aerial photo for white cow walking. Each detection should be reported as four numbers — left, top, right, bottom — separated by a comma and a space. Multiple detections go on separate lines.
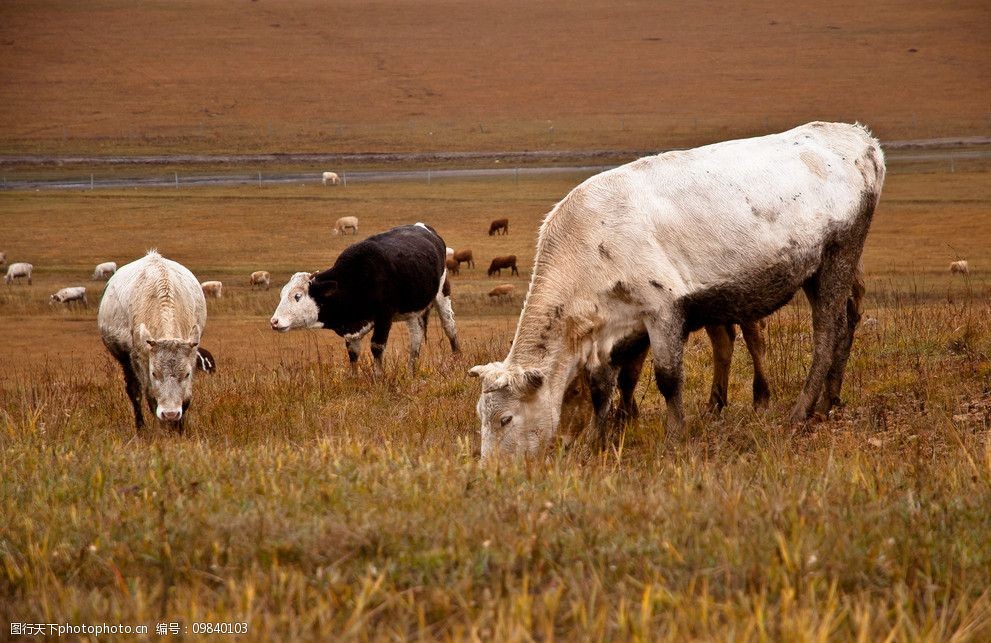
470, 122, 885, 459
98, 250, 207, 432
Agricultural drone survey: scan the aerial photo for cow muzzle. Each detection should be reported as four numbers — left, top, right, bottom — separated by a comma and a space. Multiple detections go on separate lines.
157, 407, 182, 422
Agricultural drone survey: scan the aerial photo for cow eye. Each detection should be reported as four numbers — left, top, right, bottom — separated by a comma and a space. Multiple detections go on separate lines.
152, 370, 162, 379
294, 292, 302, 302
500, 415, 513, 427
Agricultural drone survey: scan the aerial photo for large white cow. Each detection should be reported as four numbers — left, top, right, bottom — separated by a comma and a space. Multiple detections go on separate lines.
98, 251, 207, 432
470, 122, 885, 459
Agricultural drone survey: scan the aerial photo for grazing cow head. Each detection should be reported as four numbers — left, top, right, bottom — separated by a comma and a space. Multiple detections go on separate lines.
270, 272, 323, 332
138, 323, 200, 423
469, 362, 557, 460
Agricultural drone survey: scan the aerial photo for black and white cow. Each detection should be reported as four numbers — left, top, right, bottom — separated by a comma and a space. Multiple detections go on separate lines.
270, 223, 460, 374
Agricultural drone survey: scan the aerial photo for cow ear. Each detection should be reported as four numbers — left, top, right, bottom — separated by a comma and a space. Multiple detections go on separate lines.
139, 323, 157, 349
310, 278, 337, 296
515, 369, 544, 395
468, 365, 486, 378
186, 324, 201, 348
308, 270, 320, 280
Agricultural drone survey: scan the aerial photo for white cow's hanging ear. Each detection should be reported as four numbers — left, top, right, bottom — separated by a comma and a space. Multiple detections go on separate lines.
139, 323, 156, 349
187, 324, 201, 348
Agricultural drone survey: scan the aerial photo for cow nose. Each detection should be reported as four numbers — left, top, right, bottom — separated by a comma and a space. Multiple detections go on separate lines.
161, 409, 181, 422
270, 318, 280, 330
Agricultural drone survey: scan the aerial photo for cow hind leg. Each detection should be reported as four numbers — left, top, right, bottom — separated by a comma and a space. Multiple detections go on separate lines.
704, 324, 736, 414
406, 315, 426, 373
791, 259, 857, 424
740, 320, 771, 410
816, 267, 865, 414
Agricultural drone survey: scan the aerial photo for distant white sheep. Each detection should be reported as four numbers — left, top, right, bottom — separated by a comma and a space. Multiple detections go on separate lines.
250, 270, 271, 289
200, 281, 223, 298
949, 260, 969, 275
5, 262, 32, 285
92, 261, 117, 280
50, 286, 88, 306
333, 216, 359, 236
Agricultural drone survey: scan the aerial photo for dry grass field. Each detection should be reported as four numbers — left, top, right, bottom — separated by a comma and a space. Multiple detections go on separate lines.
2, 163, 991, 639
1, 0, 989, 155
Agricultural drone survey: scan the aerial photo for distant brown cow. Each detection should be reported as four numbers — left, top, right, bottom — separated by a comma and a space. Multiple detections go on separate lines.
488, 284, 515, 301
488, 218, 509, 236
453, 248, 474, 270
487, 255, 519, 277
445, 257, 460, 275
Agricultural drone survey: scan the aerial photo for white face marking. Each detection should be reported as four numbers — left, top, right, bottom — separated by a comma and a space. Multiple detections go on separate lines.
271, 272, 323, 332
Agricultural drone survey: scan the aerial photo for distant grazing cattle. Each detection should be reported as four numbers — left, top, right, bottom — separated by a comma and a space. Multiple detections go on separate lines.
322, 171, 340, 186
471, 122, 885, 459
333, 216, 359, 236
5, 262, 32, 285
445, 257, 460, 275
453, 248, 474, 270
487, 255, 519, 277
488, 284, 515, 301
98, 251, 208, 432
200, 281, 223, 298
92, 261, 117, 280
950, 260, 969, 275
488, 218, 509, 235
271, 223, 460, 375
446, 247, 455, 260
50, 286, 88, 306
250, 270, 271, 289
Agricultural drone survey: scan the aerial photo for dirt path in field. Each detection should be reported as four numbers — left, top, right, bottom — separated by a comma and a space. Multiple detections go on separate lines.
1, 137, 988, 191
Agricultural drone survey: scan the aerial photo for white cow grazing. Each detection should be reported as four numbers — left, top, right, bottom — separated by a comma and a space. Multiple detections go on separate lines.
470, 122, 885, 459
333, 216, 359, 236
200, 281, 223, 298
98, 251, 206, 431
93, 261, 117, 280
51, 286, 87, 306
5, 262, 32, 285
322, 171, 340, 186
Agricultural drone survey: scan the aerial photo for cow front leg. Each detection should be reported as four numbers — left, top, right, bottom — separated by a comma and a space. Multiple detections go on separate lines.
740, 320, 771, 411
588, 363, 619, 451
369, 318, 394, 378
704, 324, 736, 414
646, 317, 687, 438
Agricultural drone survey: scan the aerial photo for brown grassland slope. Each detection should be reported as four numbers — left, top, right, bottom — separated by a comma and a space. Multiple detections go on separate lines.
2, 163, 991, 638
1, 0, 989, 155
